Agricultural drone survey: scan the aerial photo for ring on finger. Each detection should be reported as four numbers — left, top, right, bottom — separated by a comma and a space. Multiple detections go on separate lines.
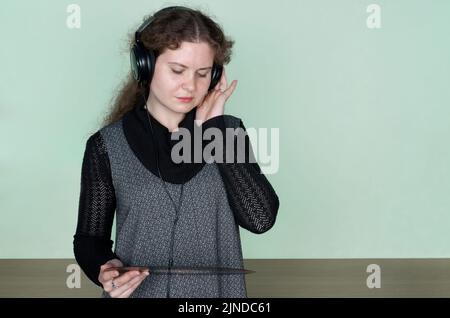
111, 279, 119, 289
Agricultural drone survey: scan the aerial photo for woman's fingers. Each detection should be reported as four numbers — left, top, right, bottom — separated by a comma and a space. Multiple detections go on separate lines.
108, 271, 141, 297
222, 80, 238, 99
103, 270, 138, 293
220, 67, 227, 90
109, 272, 149, 298
222, 67, 228, 90
100, 263, 117, 273
215, 67, 227, 91
113, 270, 141, 286
105, 258, 123, 267
117, 274, 148, 298
100, 268, 119, 284
99, 264, 120, 286
99, 259, 124, 284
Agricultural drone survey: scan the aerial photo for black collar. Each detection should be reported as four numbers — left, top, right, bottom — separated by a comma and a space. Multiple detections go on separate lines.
122, 99, 206, 184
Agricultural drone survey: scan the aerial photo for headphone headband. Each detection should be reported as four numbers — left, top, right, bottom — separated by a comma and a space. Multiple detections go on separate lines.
134, 20, 150, 43
135, 6, 189, 42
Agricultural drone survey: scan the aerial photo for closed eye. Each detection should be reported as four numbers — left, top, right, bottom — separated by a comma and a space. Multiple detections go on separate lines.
171, 69, 209, 77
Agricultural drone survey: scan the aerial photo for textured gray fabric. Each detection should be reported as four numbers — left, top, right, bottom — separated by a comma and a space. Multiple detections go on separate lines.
98, 117, 247, 298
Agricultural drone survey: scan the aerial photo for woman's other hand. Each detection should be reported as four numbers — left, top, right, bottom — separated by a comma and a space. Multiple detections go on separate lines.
98, 258, 149, 298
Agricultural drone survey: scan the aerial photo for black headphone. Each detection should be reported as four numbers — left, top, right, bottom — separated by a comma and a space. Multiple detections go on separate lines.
130, 6, 223, 91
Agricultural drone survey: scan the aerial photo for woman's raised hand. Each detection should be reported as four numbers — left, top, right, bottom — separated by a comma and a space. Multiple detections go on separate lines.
195, 66, 238, 125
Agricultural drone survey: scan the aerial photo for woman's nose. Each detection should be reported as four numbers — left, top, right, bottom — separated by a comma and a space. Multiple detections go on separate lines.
181, 74, 196, 92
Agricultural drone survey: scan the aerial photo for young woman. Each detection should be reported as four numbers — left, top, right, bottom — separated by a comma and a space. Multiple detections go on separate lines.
73, 5, 280, 298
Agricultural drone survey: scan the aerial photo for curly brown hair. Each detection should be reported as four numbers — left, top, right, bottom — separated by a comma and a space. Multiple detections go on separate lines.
101, 5, 234, 128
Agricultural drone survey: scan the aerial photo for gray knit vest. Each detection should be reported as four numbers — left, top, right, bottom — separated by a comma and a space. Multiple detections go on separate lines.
99, 116, 247, 298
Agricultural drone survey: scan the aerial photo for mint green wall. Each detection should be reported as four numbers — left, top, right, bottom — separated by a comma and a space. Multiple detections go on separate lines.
1, 0, 449, 258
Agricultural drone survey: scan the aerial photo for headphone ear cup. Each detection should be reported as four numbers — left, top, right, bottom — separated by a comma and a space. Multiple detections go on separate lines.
130, 42, 156, 87
209, 63, 223, 91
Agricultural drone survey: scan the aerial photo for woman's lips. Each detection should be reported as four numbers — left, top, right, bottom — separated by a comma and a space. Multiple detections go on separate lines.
177, 97, 193, 103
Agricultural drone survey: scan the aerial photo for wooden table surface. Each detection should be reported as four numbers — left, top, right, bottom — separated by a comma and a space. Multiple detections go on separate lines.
1, 259, 450, 297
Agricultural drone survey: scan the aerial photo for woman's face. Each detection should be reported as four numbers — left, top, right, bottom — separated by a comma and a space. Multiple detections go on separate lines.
149, 41, 215, 114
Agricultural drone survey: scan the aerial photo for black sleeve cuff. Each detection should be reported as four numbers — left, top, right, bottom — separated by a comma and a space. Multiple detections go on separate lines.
73, 234, 119, 287
199, 115, 226, 133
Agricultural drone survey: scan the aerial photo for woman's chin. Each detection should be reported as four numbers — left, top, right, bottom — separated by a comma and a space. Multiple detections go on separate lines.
168, 103, 196, 114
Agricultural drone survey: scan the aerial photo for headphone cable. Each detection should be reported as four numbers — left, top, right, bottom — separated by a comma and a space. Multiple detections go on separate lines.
139, 90, 184, 298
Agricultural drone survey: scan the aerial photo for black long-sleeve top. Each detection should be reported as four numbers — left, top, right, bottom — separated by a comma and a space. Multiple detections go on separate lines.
74, 103, 280, 286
